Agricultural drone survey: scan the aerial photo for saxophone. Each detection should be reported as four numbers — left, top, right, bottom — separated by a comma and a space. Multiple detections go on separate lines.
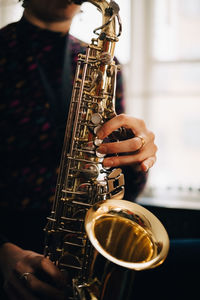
44, 1, 169, 299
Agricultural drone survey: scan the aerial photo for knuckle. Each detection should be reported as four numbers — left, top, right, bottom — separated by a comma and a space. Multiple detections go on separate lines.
132, 138, 141, 150
118, 113, 128, 124
154, 144, 158, 153
140, 119, 146, 127
138, 156, 144, 163
112, 156, 120, 166
136, 154, 144, 163
136, 118, 145, 128
149, 131, 155, 141
14, 260, 23, 273
40, 256, 49, 268
40, 256, 47, 263
99, 125, 106, 137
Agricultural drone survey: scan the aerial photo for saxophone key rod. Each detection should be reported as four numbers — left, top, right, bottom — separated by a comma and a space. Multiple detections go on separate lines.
58, 228, 83, 235
66, 156, 102, 165
64, 241, 85, 248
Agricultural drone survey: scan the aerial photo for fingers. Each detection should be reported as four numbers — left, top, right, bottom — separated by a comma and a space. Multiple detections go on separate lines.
141, 156, 157, 172
5, 286, 37, 300
10, 254, 68, 299
96, 114, 157, 170
4, 288, 19, 300
4, 272, 39, 300
5, 271, 66, 300
24, 272, 66, 300
102, 141, 157, 169
102, 152, 157, 169
97, 114, 147, 139
15, 253, 66, 288
98, 136, 147, 154
32, 255, 67, 288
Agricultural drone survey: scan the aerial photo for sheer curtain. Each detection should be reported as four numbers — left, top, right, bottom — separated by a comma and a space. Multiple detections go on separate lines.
0, 0, 23, 28
129, 0, 200, 209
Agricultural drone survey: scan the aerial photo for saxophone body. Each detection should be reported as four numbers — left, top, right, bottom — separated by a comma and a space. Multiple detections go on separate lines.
44, 1, 169, 299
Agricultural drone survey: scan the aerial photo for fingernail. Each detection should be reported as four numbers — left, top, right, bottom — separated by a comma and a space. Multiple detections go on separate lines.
103, 159, 113, 167
143, 163, 149, 172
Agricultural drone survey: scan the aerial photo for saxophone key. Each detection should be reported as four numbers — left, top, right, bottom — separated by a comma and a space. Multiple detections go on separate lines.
91, 113, 102, 125
109, 186, 125, 200
94, 137, 103, 146
78, 164, 99, 179
107, 168, 123, 179
107, 173, 125, 192
93, 125, 101, 135
96, 149, 106, 158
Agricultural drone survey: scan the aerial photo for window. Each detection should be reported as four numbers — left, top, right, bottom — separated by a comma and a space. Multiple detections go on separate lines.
0, 0, 23, 27
70, 0, 131, 64
129, 0, 200, 209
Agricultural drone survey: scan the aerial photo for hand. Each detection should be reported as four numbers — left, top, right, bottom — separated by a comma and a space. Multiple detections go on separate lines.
97, 114, 157, 172
0, 243, 68, 300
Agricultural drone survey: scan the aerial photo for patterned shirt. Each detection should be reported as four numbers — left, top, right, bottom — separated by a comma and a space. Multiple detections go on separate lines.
0, 17, 146, 214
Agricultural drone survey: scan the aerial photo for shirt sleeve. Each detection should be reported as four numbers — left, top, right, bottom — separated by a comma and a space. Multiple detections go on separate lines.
115, 58, 148, 201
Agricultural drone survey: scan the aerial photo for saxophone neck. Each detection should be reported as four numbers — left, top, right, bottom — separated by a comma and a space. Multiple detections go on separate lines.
88, 0, 122, 53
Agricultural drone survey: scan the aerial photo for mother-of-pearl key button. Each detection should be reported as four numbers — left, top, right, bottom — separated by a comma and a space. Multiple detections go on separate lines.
91, 113, 102, 125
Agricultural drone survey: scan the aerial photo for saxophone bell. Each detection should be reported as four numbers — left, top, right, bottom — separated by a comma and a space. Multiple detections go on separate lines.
85, 199, 169, 271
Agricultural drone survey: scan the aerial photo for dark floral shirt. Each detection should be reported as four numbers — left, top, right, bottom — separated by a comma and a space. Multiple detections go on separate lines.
0, 17, 146, 214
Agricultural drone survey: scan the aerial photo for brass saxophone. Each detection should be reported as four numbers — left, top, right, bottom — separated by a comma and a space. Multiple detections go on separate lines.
44, 1, 169, 299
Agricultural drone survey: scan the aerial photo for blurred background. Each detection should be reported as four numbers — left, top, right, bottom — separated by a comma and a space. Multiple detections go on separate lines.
1, 0, 200, 229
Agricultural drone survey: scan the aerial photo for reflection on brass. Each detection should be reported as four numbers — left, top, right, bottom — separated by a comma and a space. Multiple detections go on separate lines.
85, 200, 169, 272
94, 215, 154, 263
